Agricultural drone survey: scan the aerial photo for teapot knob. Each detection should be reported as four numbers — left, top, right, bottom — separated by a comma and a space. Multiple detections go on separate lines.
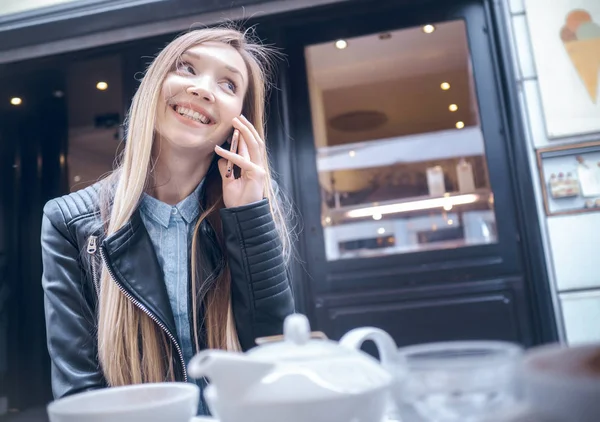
284, 314, 310, 345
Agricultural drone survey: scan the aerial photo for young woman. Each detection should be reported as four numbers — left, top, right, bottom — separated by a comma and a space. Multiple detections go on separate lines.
41, 27, 295, 413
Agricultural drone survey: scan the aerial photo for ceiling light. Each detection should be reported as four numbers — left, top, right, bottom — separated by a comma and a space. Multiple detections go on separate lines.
349, 150, 356, 157
440, 82, 450, 90
447, 219, 454, 225
10, 97, 22, 106
423, 25, 435, 34
53, 90, 64, 98
335, 39, 348, 49
456, 121, 465, 129
96, 81, 108, 90
73, 175, 81, 182
373, 213, 382, 221
346, 193, 480, 218
377, 227, 386, 235
449, 104, 458, 112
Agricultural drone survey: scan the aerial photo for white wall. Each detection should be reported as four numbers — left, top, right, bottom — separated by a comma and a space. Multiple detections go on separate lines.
0, 0, 77, 16
503, 0, 600, 344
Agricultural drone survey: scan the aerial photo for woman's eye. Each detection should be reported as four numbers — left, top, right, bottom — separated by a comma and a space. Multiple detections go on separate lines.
222, 80, 236, 93
177, 62, 195, 75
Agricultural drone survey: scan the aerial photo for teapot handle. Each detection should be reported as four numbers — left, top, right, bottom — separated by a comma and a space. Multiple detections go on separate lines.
339, 327, 399, 371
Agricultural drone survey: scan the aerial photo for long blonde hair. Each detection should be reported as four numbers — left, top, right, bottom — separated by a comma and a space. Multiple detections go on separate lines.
97, 27, 291, 386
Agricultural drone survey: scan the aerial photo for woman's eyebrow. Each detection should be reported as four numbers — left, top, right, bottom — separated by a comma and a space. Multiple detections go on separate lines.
225, 65, 244, 81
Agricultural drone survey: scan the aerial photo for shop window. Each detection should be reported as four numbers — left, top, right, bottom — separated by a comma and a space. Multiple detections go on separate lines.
305, 20, 497, 261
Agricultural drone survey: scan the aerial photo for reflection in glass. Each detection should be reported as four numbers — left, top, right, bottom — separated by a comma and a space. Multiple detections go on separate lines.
305, 20, 497, 261
66, 55, 123, 192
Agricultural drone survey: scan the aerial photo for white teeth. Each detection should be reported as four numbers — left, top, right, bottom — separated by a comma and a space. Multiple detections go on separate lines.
174, 106, 211, 124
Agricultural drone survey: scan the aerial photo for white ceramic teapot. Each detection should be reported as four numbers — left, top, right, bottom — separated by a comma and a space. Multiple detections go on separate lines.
188, 313, 399, 422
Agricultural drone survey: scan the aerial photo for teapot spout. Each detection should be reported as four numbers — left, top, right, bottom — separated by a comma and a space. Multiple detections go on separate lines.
188, 350, 274, 396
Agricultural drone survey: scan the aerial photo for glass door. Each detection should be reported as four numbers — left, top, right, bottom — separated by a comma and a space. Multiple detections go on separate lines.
305, 20, 496, 261
284, 0, 524, 294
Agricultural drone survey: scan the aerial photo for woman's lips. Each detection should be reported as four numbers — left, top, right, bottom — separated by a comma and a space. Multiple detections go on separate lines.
170, 105, 216, 128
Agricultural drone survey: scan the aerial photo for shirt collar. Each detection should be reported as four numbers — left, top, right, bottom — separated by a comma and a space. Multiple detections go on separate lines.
140, 179, 204, 228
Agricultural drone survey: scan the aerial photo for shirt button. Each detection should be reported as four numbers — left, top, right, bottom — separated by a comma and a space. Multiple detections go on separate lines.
171, 207, 178, 215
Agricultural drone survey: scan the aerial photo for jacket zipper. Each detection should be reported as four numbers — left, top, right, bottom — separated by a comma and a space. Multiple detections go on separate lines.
87, 235, 188, 382
86, 236, 100, 298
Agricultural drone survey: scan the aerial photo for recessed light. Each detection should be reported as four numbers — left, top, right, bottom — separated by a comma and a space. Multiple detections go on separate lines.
335, 39, 348, 49
448, 219, 454, 225
440, 82, 450, 90
10, 97, 22, 106
53, 90, 64, 98
449, 104, 458, 112
74, 175, 81, 182
349, 150, 356, 157
423, 25, 435, 34
377, 227, 386, 235
96, 81, 108, 91
373, 213, 382, 221
456, 121, 465, 129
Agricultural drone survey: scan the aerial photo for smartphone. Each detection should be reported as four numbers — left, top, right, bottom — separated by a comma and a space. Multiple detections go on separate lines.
226, 128, 240, 178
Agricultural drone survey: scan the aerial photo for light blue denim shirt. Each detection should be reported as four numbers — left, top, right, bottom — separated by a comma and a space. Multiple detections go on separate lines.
138, 180, 207, 413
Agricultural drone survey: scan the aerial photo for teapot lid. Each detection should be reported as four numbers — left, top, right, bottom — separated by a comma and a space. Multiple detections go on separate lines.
251, 314, 340, 359
246, 314, 392, 395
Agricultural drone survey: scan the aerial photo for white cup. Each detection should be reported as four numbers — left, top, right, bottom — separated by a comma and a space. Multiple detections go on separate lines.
485, 343, 600, 422
47, 382, 204, 422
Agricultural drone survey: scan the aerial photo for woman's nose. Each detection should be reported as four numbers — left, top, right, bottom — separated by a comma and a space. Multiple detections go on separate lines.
187, 83, 215, 102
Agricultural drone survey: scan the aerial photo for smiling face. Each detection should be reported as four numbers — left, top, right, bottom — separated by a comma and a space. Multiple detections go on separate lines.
155, 41, 249, 153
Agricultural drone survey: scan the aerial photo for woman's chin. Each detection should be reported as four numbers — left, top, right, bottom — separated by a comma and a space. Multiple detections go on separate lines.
162, 134, 219, 153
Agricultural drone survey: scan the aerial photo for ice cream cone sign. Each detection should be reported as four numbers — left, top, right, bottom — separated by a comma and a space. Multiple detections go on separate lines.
560, 9, 600, 104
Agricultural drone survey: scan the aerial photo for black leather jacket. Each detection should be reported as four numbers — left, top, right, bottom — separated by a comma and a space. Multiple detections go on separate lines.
41, 182, 294, 399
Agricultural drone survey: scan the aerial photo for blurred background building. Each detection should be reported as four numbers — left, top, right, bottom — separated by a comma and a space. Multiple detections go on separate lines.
0, 0, 598, 419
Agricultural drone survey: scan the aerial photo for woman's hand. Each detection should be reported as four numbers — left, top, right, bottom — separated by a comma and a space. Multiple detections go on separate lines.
214, 115, 267, 208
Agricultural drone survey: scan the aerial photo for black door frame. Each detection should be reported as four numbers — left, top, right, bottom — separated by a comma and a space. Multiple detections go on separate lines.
485, 0, 558, 345
270, 0, 558, 345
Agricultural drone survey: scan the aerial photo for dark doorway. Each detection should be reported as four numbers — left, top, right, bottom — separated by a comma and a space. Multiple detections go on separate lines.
0, 64, 68, 411
275, 0, 557, 347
